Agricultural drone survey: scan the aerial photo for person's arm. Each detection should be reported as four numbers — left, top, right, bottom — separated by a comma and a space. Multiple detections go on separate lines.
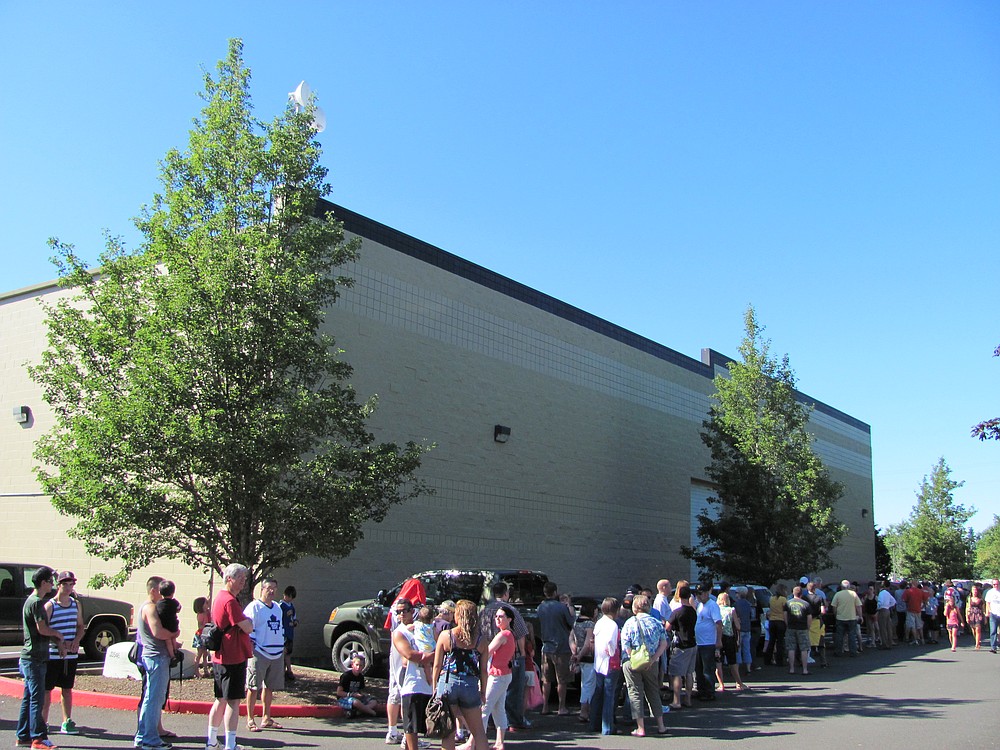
393, 627, 426, 663
431, 629, 448, 687
33, 598, 64, 641
479, 636, 489, 697
652, 626, 668, 660
336, 676, 350, 699
73, 601, 85, 654
563, 606, 576, 631
732, 609, 742, 634
620, 623, 633, 658
488, 630, 509, 659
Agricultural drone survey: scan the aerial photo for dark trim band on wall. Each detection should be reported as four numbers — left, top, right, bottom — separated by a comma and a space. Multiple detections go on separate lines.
318, 200, 869, 435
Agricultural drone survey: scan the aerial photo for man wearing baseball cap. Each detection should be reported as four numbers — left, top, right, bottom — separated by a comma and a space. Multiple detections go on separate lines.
16, 566, 66, 750
43, 572, 85, 735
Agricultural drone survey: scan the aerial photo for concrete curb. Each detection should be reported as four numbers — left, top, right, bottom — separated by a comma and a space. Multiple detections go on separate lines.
0, 676, 345, 718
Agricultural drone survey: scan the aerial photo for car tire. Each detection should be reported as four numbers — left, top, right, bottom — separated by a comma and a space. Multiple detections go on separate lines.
331, 629, 374, 673
82, 620, 125, 660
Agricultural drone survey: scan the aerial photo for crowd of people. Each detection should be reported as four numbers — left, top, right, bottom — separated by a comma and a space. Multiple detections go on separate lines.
14, 565, 1000, 750
382, 574, 1000, 747
14, 564, 300, 750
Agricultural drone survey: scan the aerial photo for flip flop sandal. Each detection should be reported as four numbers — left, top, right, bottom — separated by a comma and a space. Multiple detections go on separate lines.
261, 719, 283, 729
247, 720, 261, 732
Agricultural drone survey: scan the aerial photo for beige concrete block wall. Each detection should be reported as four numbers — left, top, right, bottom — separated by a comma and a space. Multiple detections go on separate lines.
0, 214, 875, 661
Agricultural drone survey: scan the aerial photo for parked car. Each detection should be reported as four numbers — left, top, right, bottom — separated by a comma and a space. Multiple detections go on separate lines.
0, 562, 135, 660
324, 569, 549, 673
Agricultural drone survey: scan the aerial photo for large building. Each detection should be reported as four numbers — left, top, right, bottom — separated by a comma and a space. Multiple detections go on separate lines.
0, 200, 874, 658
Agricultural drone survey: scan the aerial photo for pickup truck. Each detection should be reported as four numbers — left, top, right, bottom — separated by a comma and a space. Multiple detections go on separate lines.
0, 562, 135, 660
323, 569, 549, 673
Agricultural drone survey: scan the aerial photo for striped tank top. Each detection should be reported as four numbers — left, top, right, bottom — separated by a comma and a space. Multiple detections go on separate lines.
48, 598, 80, 660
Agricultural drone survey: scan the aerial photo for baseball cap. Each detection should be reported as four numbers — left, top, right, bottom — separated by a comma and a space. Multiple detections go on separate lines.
438, 600, 456, 613
799, 576, 809, 585
57, 571, 77, 584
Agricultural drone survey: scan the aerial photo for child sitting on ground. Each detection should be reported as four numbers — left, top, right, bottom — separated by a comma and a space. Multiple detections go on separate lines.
155, 580, 182, 665
337, 655, 378, 717
192, 596, 211, 677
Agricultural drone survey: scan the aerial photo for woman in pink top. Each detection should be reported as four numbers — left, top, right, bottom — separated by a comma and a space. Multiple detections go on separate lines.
479, 606, 516, 750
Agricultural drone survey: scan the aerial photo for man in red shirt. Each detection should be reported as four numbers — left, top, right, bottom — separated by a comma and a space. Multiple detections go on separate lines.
206, 564, 253, 750
901, 581, 929, 646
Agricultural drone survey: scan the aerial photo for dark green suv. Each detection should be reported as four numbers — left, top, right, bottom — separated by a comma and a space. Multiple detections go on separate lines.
323, 569, 549, 673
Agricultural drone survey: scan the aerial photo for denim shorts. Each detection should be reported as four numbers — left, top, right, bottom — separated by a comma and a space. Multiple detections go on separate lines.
436, 672, 481, 709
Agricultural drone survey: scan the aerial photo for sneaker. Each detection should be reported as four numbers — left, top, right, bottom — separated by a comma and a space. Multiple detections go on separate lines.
401, 739, 431, 750
31, 741, 58, 750
385, 730, 402, 745
15, 739, 31, 748
59, 721, 79, 736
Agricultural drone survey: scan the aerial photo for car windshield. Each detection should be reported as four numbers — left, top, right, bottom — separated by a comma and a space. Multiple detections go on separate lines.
441, 573, 486, 604
502, 573, 546, 606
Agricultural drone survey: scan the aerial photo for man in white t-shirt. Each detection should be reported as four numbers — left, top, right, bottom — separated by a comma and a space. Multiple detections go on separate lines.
693, 582, 722, 701
985, 580, 1000, 653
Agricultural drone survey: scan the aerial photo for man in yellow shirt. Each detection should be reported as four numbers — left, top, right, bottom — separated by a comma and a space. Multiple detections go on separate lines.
830, 581, 862, 657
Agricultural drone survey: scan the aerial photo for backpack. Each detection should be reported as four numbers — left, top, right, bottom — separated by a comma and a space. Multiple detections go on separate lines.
197, 622, 231, 652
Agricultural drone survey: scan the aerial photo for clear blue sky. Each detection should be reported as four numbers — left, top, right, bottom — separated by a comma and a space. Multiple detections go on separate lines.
2, 3, 997, 532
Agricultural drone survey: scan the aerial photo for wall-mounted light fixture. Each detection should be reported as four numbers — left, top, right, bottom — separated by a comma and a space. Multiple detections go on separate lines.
861, 508, 869, 518
13, 406, 30, 424
493, 425, 511, 443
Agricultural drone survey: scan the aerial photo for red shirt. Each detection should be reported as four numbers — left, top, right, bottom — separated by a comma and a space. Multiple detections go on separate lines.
211, 589, 253, 665
902, 587, 928, 615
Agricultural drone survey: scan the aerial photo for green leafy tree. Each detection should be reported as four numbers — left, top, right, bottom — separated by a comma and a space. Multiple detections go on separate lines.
681, 306, 847, 586
975, 516, 1000, 578
887, 458, 974, 581
874, 527, 892, 580
29, 39, 430, 591
971, 344, 1000, 441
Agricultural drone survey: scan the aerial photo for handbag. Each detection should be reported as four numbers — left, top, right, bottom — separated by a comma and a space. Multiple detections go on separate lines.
524, 668, 537, 687
630, 642, 653, 671
525, 669, 543, 710
425, 694, 454, 738
608, 640, 621, 672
